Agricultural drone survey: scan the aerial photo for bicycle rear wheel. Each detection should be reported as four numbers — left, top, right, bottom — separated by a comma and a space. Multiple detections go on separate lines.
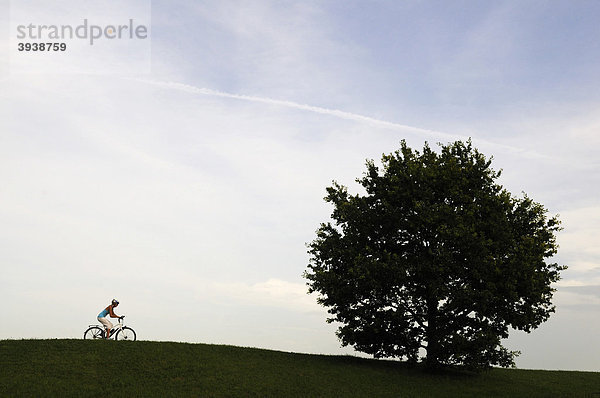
84, 326, 104, 340
115, 326, 136, 341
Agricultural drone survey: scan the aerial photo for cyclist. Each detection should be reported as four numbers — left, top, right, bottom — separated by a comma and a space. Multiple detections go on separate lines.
98, 299, 123, 339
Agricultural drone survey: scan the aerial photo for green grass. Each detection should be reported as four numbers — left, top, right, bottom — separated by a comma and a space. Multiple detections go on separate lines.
1, 339, 599, 397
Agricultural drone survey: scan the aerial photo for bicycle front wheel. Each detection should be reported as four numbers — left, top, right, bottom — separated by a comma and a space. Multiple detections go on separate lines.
84, 326, 104, 340
115, 326, 136, 341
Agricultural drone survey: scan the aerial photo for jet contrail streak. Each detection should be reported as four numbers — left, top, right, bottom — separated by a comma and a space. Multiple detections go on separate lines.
132, 78, 460, 139
130, 78, 549, 159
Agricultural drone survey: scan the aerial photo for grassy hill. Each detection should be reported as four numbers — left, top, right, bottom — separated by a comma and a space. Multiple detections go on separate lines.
1, 339, 599, 397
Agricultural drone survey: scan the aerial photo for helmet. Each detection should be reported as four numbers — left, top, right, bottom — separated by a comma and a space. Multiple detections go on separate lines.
112, 299, 119, 306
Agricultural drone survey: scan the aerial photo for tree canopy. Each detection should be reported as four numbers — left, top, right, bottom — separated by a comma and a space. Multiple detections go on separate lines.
304, 140, 565, 370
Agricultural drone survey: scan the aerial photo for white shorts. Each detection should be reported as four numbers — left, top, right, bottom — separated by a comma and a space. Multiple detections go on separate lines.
98, 317, 113, 329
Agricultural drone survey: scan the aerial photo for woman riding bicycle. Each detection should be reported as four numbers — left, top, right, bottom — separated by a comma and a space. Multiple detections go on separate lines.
98, 299, 123, 339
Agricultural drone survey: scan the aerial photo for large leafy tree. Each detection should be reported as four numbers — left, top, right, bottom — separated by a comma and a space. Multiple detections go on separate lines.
305, 140, 565, 370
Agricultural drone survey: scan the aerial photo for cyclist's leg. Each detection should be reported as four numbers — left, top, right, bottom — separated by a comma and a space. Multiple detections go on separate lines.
98, 317, 113, 338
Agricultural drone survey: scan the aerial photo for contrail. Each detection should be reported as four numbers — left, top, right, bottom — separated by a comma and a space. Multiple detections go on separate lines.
132, 78, 458, 140
131, 78, 547, 159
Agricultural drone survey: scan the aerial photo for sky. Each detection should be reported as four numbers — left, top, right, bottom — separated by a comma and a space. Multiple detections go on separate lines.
1, 0, 600, 371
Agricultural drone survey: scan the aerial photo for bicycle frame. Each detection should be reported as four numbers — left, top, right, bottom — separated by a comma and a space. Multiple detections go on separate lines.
91, 318, 125, 339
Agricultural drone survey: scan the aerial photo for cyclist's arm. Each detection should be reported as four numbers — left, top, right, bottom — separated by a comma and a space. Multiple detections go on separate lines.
108, 305, 120, 318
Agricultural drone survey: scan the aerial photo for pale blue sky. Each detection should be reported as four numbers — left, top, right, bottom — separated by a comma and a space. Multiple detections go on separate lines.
1, 0, 600, 371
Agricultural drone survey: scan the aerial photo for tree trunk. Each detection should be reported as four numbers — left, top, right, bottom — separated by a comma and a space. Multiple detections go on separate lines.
425, 339, 441, 371
425, 295, 441, 371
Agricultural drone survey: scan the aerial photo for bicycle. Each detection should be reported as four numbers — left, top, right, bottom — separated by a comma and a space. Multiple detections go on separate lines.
83, 317, 137, 341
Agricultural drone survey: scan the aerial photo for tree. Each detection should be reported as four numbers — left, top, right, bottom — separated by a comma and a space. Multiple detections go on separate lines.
304, 140, 565, 370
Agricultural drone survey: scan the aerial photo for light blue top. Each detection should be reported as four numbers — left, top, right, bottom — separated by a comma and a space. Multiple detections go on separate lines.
98, 308, 109, 318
